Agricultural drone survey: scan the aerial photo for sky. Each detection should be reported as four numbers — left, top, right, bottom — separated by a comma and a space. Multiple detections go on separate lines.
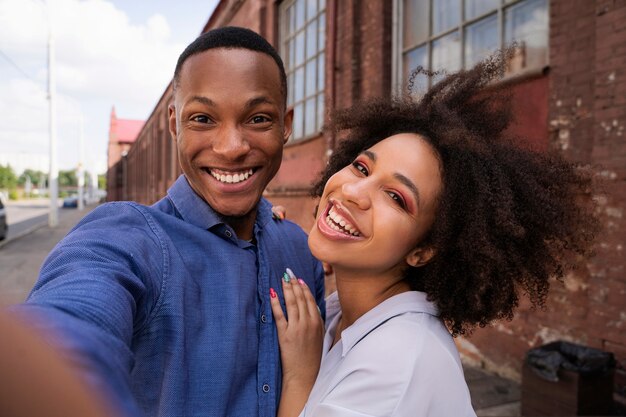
0, 0, 219, 175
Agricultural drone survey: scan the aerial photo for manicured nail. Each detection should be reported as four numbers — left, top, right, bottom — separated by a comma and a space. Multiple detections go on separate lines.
270, 288, 277, 298
283, 272, 290, 283
285, 268, 297, 281
298, 278, 305, 286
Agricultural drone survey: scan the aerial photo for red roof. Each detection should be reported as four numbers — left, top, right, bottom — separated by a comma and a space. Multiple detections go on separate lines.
113, 119, 144, 143
110, 107, 144, 144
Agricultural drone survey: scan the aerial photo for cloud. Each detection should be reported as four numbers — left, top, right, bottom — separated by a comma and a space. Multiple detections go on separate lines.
0, 0, 188, 173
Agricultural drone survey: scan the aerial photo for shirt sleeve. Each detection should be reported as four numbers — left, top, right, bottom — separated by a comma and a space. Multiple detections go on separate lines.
8, 202, 165, 417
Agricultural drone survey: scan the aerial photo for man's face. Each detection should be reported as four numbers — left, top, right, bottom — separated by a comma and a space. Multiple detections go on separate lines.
169, 48, 292, 230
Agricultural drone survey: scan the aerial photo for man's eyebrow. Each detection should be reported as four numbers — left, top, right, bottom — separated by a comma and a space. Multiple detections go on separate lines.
188, 95, 215, 106
362, 149, 421, 206
245, 96, 276, 109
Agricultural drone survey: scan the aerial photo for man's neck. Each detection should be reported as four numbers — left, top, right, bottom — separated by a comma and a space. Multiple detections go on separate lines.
223, 211, 257, 241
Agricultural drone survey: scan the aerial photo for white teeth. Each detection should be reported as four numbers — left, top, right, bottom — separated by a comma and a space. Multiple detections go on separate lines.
211, 169, 254, 184
325, 206, 360, 236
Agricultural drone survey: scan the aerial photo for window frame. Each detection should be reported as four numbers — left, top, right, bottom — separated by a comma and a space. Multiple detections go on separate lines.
392, 0, 549, 94
279, 0, 327, 144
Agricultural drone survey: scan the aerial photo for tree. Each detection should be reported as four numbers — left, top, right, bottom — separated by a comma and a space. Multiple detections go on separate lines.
59, 170, 78, 187
0, 164, 17, 189
98, 174, 106, 190
19, 169, 46, 187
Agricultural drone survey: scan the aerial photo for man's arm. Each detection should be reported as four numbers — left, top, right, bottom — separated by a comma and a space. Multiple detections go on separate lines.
9, 203, 165, 417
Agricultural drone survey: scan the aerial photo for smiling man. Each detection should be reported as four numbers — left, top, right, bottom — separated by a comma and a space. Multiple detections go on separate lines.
10, 27, 325, 417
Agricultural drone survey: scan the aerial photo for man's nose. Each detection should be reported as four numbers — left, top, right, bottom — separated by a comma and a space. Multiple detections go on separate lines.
212, 124, 250, 160
341, 179, 371, 210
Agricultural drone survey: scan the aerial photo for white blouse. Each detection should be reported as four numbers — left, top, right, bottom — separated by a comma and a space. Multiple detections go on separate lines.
299, 291, 476, 417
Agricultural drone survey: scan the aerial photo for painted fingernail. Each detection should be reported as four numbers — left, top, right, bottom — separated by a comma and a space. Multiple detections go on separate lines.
270, 288, 277, 298
285, 268, 297, 281
283, 272, 290, 283
298, 278, 305, 285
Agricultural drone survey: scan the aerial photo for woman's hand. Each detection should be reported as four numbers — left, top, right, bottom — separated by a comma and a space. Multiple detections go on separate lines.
270, 269, 324, 417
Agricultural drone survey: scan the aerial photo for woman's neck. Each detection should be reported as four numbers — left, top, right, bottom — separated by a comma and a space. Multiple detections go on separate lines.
333, 268, 411, 333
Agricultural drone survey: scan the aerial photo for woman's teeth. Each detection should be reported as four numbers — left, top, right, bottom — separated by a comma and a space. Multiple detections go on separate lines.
326, 206, 360, 236
210, 169, 254, 184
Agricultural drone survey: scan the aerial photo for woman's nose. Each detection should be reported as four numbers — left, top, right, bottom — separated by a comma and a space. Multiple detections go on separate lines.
341, 179, 371, 210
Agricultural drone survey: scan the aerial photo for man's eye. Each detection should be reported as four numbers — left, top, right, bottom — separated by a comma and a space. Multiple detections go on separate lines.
352, 161, 368, 176
251, 115, 270, 124
192, 115, 210, 123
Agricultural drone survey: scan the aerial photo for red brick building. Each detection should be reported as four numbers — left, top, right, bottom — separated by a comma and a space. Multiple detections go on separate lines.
107, 0, 626, 400
106, 107, 144, 201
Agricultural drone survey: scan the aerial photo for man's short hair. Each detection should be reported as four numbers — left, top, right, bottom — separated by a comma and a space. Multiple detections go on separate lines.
173, 26, 287, 105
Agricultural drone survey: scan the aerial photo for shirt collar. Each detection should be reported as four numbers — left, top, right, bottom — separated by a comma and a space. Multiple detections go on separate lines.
326, 291, 440, 358
166, 175, 274, 232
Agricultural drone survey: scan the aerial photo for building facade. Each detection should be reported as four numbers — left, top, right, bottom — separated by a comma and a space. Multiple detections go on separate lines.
107, 0, 626, 402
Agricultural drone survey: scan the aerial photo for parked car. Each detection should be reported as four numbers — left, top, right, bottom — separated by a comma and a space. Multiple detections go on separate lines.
0, 194, 7, 240
62, 196, 79, 208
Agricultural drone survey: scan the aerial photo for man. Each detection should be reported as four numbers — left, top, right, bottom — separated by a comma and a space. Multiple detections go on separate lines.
10, 27, 325, 417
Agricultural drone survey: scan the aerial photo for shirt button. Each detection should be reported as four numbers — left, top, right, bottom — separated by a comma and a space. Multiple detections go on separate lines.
262, 384, 270, 393
225, 230, 232, 238
261, 314, 267, 323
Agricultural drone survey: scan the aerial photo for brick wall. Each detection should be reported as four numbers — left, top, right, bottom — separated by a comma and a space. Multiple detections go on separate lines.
461, 1, 626, 400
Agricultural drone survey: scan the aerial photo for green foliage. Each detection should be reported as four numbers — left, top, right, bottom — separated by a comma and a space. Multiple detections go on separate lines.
8, 189, 18, 200
98, 174, 106, 190
58, 170, 78, 187
18, 169, 46, 186
0, 164, 17, 189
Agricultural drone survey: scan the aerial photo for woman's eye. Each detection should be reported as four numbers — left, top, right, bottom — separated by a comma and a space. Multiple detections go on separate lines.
387, 191, 406, 208
352, 161, 368, 176
191, 115, 211, 124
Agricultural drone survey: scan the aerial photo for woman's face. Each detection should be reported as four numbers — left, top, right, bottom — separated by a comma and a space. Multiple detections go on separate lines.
308, 133, 443, 276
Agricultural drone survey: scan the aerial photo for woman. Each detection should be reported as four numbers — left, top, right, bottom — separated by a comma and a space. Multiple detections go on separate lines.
270, 49, 599, 417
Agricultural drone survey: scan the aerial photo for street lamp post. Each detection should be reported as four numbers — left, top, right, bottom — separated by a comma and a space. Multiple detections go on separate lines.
47, 0, 58, 227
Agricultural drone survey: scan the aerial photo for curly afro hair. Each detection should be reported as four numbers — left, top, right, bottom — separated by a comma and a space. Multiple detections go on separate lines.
312, 49, 600, 336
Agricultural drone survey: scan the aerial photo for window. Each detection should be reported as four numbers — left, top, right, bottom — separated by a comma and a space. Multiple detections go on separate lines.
280, 0, 326, 142
396, 0, 548, 92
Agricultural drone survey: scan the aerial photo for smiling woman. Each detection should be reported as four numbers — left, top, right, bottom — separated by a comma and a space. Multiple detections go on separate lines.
271, 47, 600, 417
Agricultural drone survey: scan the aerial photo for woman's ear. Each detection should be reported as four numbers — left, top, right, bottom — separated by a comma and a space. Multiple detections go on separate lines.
405, 246, 436, 268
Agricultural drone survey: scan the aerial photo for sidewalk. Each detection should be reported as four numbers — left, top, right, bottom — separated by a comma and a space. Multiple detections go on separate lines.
0, 203, 521, 416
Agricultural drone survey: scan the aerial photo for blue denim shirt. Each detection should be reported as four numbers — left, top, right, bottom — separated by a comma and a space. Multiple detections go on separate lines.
14, 176, 325, 417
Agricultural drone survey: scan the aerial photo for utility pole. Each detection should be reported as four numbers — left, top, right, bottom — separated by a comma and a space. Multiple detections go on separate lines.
47, 0, 58, 226
77, 112, 84, 210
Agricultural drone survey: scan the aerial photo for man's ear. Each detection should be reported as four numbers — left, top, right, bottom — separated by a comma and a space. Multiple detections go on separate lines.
168, 104, 177, 141
282, 107, 294, 144
405, 246, 436, 268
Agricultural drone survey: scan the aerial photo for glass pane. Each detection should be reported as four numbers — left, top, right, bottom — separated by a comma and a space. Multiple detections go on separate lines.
403, 45, 428, 94
432, 31, 461, 84
318, 13, 326, 51
403, 0, 429, 47
295, 31, 305, 66
305, 59, 317, 97
289, 38, 295, 68
505, 0, 548, 72
433, 0, 461, 34
294, 67, 304, 102
295, 0, 305, 30
306, 21, 317, 59
289, 5, 295, 34
307, 0, 317, 20
318, 53, 325, 92
288, 73, 294, 105
305, 97, 317, 136
464, 0, 500, 20
464, 14, 498, 68
317, 93, 324, 131
319, 0, 326, 10
293, 103, 304, 140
